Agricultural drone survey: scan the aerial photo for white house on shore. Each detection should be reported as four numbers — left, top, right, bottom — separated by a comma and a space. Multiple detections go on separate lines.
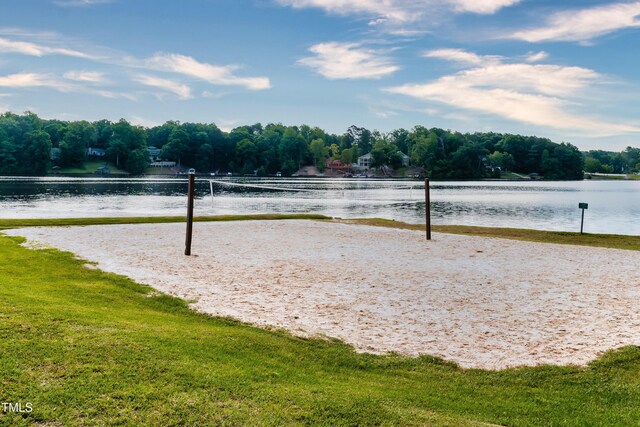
148, 146, 161, 162
357, 153, 372, 168
400, 152, 410, 167
355, 152, 410, 169
87, 147, 106, 157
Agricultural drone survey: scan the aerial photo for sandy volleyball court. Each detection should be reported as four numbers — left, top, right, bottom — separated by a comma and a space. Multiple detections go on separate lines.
6, 220, 640, 369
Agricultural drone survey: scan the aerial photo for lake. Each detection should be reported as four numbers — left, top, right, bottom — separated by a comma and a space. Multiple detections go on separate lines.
0, 176, 639, 235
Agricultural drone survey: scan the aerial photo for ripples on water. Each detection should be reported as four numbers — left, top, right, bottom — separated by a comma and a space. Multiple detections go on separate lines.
0, 176, 639, 235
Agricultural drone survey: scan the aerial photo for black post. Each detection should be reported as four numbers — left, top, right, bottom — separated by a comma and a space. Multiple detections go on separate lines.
580, 208, 585, 234
425, 178, 431, 240
185, 172, 195, 256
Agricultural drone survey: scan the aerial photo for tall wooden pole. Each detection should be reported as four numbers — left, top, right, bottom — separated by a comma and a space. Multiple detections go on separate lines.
185, 172, 195, 256
425, 178, 431, 240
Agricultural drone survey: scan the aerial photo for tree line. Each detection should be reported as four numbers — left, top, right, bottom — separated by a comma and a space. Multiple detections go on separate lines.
1, 111, 637, 179
583, 148, 640, 174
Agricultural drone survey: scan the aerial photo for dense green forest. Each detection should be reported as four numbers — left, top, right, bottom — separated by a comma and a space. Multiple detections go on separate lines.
1, 111, 638, 179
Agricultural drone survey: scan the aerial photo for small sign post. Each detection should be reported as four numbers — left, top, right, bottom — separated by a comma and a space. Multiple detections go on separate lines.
578, 202, 588, 234
185, 170, 196, 256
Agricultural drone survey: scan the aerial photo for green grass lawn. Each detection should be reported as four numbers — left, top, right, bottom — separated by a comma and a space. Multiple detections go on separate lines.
585, 173, 640, 181
52, 161, 128, 175
335, 218, 640, 251
1, 216, 640, 425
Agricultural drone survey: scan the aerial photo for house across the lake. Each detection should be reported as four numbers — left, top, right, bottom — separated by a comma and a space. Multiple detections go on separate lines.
357, 153, 372, 168
148, 146, 161, 162
356, 152, 410, 169
150, 161, 176, 167
87, 147, 106, 157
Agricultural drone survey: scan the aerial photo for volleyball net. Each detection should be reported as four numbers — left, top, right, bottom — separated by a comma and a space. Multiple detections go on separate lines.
205, 178, 426, 223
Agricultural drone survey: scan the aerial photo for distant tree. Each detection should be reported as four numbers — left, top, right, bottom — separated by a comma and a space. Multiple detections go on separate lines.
43, 121, 67, 147
340, 147, 358, 165
235, 138, 258, 174
389, 151, 404, 169
93, 119, 113, 149
106, 139, 129, 168
279, 128, 308, 172
370, 140, 398, 168
410, 132, 438, 172
195, 143, 215, 172
584, 157, 602, 173
487, 151, 515, 172
309, 138, 327, 170
60, 121, 95, 166
346, 125, 372, 156
328, 143, 341, 159
125, 149, 149, 175
390, 128, 410, 154
26, 130, 52, 175
105, 119, 147, 172
0, 138, 18, 175
449, 142, 488, 179
159, 128, 189, 166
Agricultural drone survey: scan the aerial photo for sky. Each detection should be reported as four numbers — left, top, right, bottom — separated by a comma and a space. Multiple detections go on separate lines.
1, 0, 639, 150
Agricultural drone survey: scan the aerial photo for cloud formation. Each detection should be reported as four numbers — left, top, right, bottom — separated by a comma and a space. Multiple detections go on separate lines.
133, 75, 193, 100
277, 0, 519, 32
63, 70, 107, 83
0, 73, 73, 91
143, 53, 271, 90
0, 31, 271, 97
386, 49, 640, 135
299, 42, 399, 79
525, 51, 548, 63
0, 37, 93, 58
511, 2, 640, 42
0, 72, 136, 100
449, 0, 520, 14
423, 48, 501, 66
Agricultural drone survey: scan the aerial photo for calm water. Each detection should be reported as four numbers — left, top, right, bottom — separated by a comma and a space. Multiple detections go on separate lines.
0, 176, 639, 235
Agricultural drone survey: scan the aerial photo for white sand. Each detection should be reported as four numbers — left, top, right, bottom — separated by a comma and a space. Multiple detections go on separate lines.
6, 220, 640, 369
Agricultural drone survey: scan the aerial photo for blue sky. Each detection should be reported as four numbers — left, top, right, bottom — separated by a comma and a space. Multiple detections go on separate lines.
1, 0, 639, 150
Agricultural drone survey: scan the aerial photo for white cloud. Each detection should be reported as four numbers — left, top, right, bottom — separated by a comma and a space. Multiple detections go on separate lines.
0, 73, 73, 91
0, 30, 271, 93
386, 49, 640, 135
129, 115, 161, 128
143, 53, 271, 90
449, 0, 520, 14
0, 37, 93, 58
277, 0, 519, 30
216, 118, 240, 133
64, 70, 107, 83
0, 72, 136, 100
299, 42, 399, 79
90, 89, 137, 101
277, 0, 414, 23
525, 51, 548, 63
423, 48, 501, 66
133, 75, 193, 100
511, 2, 640, 42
